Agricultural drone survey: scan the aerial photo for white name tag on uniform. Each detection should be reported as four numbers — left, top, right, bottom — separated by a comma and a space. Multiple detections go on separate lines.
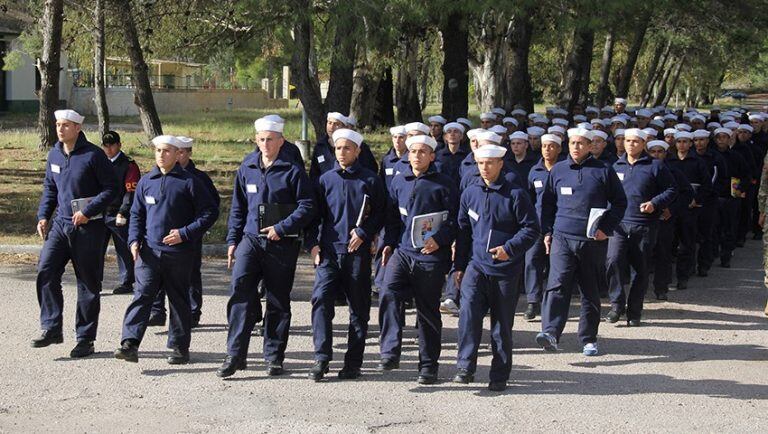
533, 180, 543, 188
246, 184, 258, 193
51, 164, 61, 173
385, 168, 394, 176
399, 207, 408, 216
617, 173, 625, 181
145, 196, 156, 204
468, 208, 479, 221
560, 187, 573, 195
317, 155, 325, 163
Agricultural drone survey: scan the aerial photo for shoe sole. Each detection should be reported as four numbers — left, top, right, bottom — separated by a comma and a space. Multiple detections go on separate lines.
31, 337, 64, 348
114, 352, 139, 363
452, 376, 473, 384
70, 348, 94, 358
418, 377, 437, 385
524, 315, 536, 322
535, 335, 558, 352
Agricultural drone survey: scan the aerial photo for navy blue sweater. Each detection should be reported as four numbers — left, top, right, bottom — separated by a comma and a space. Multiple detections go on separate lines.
665, 150, 713, 206
305, 160, 386, 254
541, 155, 627, 239
129, 164, 219, 252
455, 176, 540, 276
612, 153, 677, 225
38, 132, 119, 225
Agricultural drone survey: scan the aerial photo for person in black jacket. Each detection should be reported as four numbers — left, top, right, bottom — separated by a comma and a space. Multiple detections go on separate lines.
100, 131, 141, 295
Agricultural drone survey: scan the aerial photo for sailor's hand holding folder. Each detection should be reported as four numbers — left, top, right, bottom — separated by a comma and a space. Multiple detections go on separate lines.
72, 211, 89, 227
260, 226, 281, 241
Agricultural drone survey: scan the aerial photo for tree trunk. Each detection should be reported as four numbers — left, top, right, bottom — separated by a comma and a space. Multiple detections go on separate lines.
324, 14, 357, 114
640, 40, 671, 107
93, 0, 109, 137
469, 10, 507, 112
37, 0, 64, 151
373, 66, 395, 126
113, 0, 162, 140
418, 33, 432, 111
615, 11, 650, 98
595, 31, 615, 107
440, 11, 469, 120
653, 59, 675, 107
662, 55, 685, 107
505, 9, 534, 112
349, 52, 382, 129
395, 35, 422, 124
579, 35, 594, 107
558, 24, 595, 113
289, 1, 325, 139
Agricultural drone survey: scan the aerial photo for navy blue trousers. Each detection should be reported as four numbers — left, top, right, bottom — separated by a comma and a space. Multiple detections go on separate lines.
674, 208, 699, 282
653, 217, 675, 295
456, 262, 522, 383
379, 249, 447, 370
715, 196, 738, 262
523, 235, 547, 304
541, 234, 604, 345
606, 223, 657, 320
121, 246, 193, 349
226, 234, 299, 362
151, 238, 204, 317
696, 202, 717, 272
102, 216, 134, 286
311, 250, 372, 369
36, 220, 106, 341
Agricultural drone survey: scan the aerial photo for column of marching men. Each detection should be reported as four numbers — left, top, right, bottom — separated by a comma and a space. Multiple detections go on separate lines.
31, 100, 768, 391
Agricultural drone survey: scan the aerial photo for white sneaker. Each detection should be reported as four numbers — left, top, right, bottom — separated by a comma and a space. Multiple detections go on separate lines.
583, 342, 599, 356
440, 298, 459, 315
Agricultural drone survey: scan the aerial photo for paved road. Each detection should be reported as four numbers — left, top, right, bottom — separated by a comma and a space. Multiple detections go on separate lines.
0, 240, 765, 433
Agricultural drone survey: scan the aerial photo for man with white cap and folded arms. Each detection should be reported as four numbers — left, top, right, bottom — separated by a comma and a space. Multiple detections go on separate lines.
452, 144, 540, 391
665, 130, 712, 289
304, 128, 386, 381
379, 134, 458, 384
691, 129, 726, 277
537, 127, 627, 356
149, 136, 221, 328
33, 109, 119, 357
114, 135, 218, 365
215, 117, 316, 377
605, 128, 676, 326
714, 128, 749, 268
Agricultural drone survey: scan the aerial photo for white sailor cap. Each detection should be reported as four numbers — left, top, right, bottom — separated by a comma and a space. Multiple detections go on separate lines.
480, 112, 497, 121
647, 140, 669, 151
567, 127, 593, 141
405, 134, 437, 151
390, 126, 407, 136
476, 131, 503, 144
151, 135, 182, 148
474, 144, 507, 159
541, 134, 562, 146
585, 106, 599, 114
263, 114, 285, 124
576, 122, 593, 130
491, 107, 506, 116
650, 119, 665, 128
707, 122, 722, 129
443, 122, 465, 133
749, 113, 765, 121
737, 124, 754, 133
723, 121, 740, 130
456, 117, 473, 128
510, 108, 527, 116
547, 125, 565, 135
332, 128, 364, 146
692, 129, 711, 139
527, 126, 546, 136
642, 128, 658, 138
614, 97, 628, 105
509, 131, 529, 141
327, 112, 346, 123
344, 115, 358, 127
404, 122, 430, 135
573, 115, 587, 122
591, 118, 607, 127
663, 128, 677, 136
54, 109, 85, 124
674, 131, 693, 140
489, 125, 508, 135
552, 118, 569, 127
714, 127, 734, 137
624, 128, 648, 141
502, 117, 519, 126
428, 115, 447, 125
614, 129, 626, 137
466, 128, 486, 139
592, 130, 608, 141
675, 123, 692, 132
636, 109, 652, 118
663, 114, 678, 121
602, 105, 615, 113
255, 118, 284, 133
611, 116, 627, 125
175, 136, 194, 149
